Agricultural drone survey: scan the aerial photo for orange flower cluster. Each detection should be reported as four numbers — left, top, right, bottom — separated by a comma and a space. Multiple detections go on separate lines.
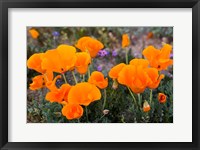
109, 44, 173, 94
109, 59, 165, 94
27, 37, 108, 120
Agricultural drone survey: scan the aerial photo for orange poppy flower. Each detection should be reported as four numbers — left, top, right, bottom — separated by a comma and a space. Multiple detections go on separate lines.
29, 29, 39, 39
129, 59, 149, 68
122, 34, 130, 48
29, 71, 53, 90
146, 68, 165, 89
29, 75, 44, 90
62, 103, 83, 120
68, 82, 101, 106
75, 36, 104, 58
75, 52, 91, 74
88, 71, 108, 89
108, 63, 126, 79
143, 101, 151, 112
46, 83, 72, 103
41, 45, 77, 73
142, 44, 173, 70
27, 53, 45, 74
146, 32, 153, 39
118, 65, 150, 94
158, 93, 167, 103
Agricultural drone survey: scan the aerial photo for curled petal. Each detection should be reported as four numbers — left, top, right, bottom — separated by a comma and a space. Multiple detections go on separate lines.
75, 52, 91, 74
68, 82, 101, 106
27, 53, 45, 74
109, 63, 126, 79
29, 75, 44, 90
88, 71, 108, 89
62, 103, 83, 120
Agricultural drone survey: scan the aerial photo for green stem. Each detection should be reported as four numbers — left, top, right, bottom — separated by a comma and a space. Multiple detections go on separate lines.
87, 66, 91, 78
99, 114, 105, 121
127, 87, 137, 107
77, 118, 80, 123
62, 73, 67, 83
85, 106, 89, 122
150, 89, 153, 105
82, 74, 85, 82
102, 89, 107, 110
72, 71, 78, 84
138, 93, 141, 108
125, 48, 128, 64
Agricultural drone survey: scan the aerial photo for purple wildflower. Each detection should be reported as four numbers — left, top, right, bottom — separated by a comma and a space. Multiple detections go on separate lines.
112, 50, 117, 57
97, 65, 103, 72
52, 31, 60, 37
98, 49, 109, 57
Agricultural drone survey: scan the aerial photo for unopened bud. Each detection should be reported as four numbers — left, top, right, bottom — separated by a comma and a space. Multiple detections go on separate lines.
103, 109, 109, 115
143, 101, 151, 112
112, 79, 118, 89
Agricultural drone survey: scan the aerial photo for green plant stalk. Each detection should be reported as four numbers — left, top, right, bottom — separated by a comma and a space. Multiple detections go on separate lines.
99, 114, 105, 121
127, 87, 137, 107
125, 48, 128, 64
102, 89, 107, 110
72, 71, 78, 84
87, 66, 91, 78
138, 93, 141, 108
150, 89, 153, 105
85, 106, 89, 123
62, 73, 67, 83
82, 74, 85, 82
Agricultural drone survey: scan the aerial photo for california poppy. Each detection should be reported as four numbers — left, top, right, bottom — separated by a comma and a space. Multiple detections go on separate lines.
75, 52, 91, 74
108, 63, 126, 79
75, 36, 104, 58
122, 34, 130, 48
143, 101, 151, 112
29, 70, 53, 90
27, 53, 54, 90
62, 103, 83, 120
41, 45, 77, 73
118, 65, 150, 94
146, 68, 164, 89
46, 83, 72, 103
27, 53, 45, 74
146, 32, 153, 39
29, 29, 39, 39
68, 82, 101, 106
29, 75, 45, 90
142, 44, 173, 70
88, 71, 108, 89
158, 93, 167, 103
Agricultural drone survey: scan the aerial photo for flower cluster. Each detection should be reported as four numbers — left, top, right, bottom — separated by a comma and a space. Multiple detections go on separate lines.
27, 36, 108, 120
27, 32, 173, 122
109, 43, 173, 112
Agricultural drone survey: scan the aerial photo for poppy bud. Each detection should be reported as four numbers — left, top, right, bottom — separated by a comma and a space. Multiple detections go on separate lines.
143, 101, 151, 112
103, 109, 109, 115
112, 79, 118, 89
158, 93, 167, 103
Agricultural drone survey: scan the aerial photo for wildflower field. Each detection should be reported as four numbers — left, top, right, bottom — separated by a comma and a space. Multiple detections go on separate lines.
27, 27, 173, 123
